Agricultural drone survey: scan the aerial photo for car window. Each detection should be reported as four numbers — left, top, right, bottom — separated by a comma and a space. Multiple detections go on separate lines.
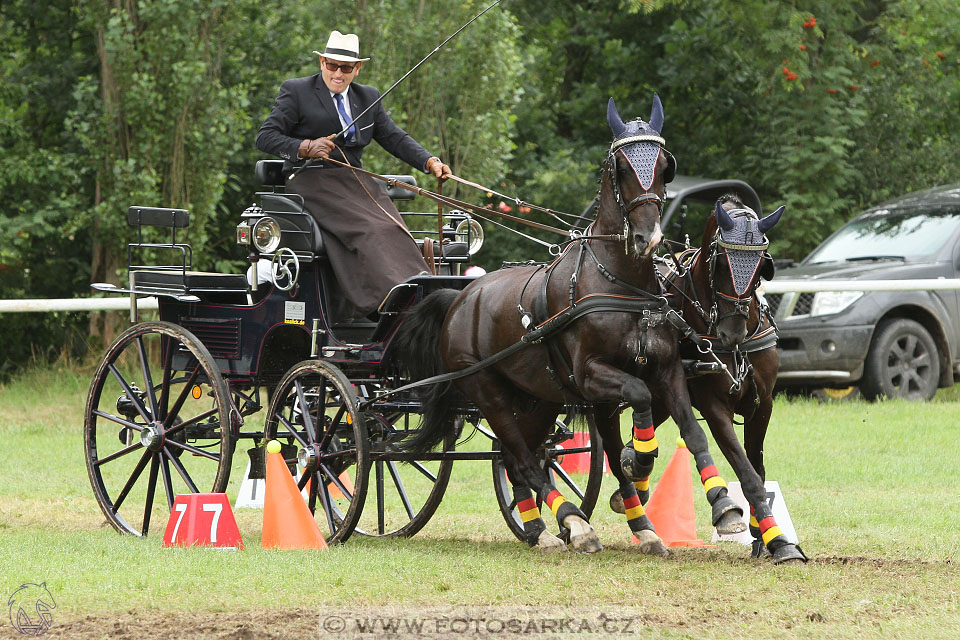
805, 207, 960, 264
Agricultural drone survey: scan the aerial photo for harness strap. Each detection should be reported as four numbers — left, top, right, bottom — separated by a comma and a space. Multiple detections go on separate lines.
365, 294, 673, 406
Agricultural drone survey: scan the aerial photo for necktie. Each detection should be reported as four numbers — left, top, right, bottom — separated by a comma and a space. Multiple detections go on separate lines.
334, 93, 355, 143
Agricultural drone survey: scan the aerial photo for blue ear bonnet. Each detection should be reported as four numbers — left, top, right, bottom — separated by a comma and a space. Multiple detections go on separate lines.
716, 206, 770, 296
607, 95, 671, 190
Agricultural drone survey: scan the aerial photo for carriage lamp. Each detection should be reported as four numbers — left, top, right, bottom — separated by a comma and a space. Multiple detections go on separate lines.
455, 218, 484, 255
236, 221, 251, 245
252, 217, 282, 254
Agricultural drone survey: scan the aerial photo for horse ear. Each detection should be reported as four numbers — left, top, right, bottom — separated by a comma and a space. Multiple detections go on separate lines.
758, 205, 785, 233
649, 93, 664, 134
607, 97, 626, 138
714, 201, 735, 231
760, 252, 776, 280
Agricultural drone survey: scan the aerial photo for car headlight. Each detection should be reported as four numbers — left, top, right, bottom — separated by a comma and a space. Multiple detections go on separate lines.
810, 291, 863, 316
252, 217, 281, 253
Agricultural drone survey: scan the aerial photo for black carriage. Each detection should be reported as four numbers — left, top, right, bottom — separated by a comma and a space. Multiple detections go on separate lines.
84, 160, 603, 544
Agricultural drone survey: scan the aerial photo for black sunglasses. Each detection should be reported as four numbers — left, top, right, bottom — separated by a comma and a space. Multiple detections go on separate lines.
324, 61, 357, 73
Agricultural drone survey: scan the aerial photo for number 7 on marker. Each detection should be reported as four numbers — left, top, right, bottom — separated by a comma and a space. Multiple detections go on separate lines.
170, 501, 223, 543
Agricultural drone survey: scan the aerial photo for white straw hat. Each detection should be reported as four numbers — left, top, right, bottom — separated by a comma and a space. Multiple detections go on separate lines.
313, 30, 370, 63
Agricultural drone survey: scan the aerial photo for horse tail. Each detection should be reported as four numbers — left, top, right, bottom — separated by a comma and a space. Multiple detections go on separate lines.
391, 288, 463, 454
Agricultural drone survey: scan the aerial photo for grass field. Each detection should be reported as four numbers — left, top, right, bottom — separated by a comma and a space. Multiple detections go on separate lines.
1, 364, 959, 639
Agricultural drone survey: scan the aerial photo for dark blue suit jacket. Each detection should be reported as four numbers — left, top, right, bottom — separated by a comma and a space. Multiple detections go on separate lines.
256, 74, 432, 174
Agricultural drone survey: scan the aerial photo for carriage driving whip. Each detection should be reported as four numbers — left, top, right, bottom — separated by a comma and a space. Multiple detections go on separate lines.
289, 0, 503, 180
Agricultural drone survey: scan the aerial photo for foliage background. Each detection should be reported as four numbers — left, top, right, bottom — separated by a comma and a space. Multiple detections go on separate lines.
1, 0, 958, 377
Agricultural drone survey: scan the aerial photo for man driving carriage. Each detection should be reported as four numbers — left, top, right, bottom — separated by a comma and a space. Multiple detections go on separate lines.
257, 30, 452, 317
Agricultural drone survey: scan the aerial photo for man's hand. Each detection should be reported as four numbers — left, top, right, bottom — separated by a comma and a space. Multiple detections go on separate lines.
425, 156, 452, 179
298, 137, 335, 159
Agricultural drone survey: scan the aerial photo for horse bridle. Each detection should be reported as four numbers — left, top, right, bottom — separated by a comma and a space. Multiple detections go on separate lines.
705, 230, 769, 335
599, 141, 667, 253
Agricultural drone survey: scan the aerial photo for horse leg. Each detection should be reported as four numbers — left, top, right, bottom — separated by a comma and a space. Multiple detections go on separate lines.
619, 406, 659, 504
502, 451, 566, 553
592, 403, 669, 556
608, 403, 670, 515
650, 362, 749, 536
469, 375, 600, 552
504, 403, 567, 552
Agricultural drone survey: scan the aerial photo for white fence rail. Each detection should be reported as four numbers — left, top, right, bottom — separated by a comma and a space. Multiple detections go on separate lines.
2, 278, 960, 314
0, 297, 158, 313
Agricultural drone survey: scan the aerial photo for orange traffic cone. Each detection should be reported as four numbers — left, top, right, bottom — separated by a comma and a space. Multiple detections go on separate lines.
638, 437, 714, 548
262, 440, 328, 550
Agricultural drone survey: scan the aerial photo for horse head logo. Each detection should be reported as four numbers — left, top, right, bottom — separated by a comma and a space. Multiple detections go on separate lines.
8, 583, 56, 636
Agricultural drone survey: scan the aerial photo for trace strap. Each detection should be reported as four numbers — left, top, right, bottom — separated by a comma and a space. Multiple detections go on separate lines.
362, 294, 682, 408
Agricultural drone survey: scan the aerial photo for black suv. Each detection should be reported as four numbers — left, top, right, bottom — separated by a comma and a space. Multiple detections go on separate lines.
767, 184, 960, 400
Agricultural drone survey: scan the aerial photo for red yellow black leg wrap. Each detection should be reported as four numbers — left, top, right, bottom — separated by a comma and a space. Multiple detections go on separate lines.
621, 411, 658, 486
751, 503, 788, 550
545, 487, 583, 527
699, 464, 729, 503
514, 487, 545, 547
619, 482, 654, 533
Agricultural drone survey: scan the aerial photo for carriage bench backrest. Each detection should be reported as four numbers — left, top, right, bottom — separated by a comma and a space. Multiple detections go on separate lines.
125, 206, 194, 274
128, 206, 190, 228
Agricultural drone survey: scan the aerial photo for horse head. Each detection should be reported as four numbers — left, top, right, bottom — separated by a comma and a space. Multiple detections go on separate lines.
601, 95, 676, 258
706, 197, 785, 348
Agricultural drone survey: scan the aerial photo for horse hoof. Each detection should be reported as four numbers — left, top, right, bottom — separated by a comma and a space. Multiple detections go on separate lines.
609, 490, 625, 514
771, 543, 808, 565
751, 538, 772, 559
535, 530, 568, 554
632, 530, 669, 557
715, 509, 747, 535
564, 515, 603, 554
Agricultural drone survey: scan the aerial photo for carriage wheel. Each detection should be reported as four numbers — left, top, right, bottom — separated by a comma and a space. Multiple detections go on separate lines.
84, 321, 234, 536
351, 405, 456, 538
264, 360, 369, 545
492, 415, 604, 542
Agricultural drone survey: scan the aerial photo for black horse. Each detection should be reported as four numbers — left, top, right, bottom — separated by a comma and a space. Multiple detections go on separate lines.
392, 95, 751, 554
614, 196, 806, 563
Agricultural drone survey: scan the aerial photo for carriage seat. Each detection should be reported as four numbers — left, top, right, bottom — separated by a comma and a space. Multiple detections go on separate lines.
131, 269, 248, 294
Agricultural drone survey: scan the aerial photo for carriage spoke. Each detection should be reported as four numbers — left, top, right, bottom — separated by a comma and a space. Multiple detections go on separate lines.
112, 449, 152, 512
142, 456, 160, 536
386, 461, 416, 520
316, 467, 339, 533
157, 336, 174, 422
163, 438, 221, 462
276, 414, 309, 447
135, 336, 159, 419
307, 470, 318, 513
376, 461, 386, 534
108, 364, 152, 423
162, 365, 201, 429
318, 404, 347, 450
95, 440, 143, 467
92, 409, 143, 432
164, 448, 200, 493
319, 462, 354, 501
164, 407, 219, 438
160, 456, 176, 510
294, 380, 317, 442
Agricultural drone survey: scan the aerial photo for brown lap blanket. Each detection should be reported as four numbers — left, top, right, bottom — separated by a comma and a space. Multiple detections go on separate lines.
286, 167, 428, 315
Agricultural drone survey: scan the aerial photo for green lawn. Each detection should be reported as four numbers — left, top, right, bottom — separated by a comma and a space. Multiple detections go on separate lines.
1, 365, 958, 639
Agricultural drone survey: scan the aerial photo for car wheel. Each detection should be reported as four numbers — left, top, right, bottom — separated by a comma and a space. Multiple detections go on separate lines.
861, 318, 940, 401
